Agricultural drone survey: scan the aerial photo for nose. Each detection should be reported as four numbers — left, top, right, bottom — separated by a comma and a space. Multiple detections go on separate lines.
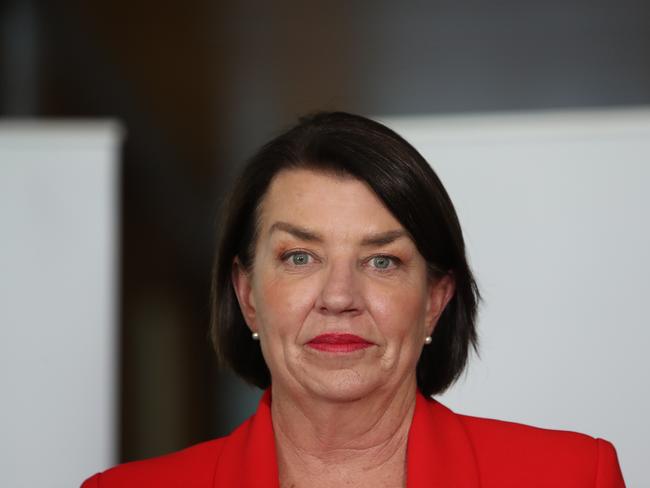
316, 259, 363, 316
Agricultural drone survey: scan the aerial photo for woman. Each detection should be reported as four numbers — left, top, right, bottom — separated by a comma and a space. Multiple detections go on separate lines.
82, 112, 625, 487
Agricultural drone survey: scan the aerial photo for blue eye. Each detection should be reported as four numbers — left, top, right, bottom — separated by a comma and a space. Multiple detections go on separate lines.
289, 252, 311, 266
371, 255, 394, 269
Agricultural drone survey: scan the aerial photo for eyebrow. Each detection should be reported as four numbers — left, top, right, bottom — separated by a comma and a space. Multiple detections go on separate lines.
360, 229, 409, 247
268, 221, 408, 246
268, 222, 324, 242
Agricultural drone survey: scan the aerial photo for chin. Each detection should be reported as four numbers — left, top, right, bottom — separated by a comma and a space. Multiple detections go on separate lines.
301, 370, 382, 403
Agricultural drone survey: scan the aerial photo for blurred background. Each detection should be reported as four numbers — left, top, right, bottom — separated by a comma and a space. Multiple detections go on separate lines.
2, 0, 649, 484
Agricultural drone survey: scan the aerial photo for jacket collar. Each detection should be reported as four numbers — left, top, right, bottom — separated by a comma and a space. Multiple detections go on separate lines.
214, 390, 480, 487
213, 390, 279, 487
407, 393, 481, 487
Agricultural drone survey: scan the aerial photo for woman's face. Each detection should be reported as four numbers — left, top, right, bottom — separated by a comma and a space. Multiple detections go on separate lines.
233, 168, 454, 402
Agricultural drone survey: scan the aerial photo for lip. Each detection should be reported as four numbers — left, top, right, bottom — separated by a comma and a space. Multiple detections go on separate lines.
307, 333, 373, 353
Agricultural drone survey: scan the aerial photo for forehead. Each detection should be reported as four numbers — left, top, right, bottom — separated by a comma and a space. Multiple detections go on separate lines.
258, 168, 404, 236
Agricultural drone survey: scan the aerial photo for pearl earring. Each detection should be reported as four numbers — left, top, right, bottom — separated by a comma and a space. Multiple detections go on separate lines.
252, 332, 260, 341
424, 336, 432, 345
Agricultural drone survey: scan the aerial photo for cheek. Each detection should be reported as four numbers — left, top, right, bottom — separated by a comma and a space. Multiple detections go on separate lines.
253, 271, 317, 335
370, 283, 429, 341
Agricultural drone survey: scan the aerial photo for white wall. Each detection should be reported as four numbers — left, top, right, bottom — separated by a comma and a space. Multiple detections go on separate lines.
383, 108, 650, 487
0, 122, 121, 487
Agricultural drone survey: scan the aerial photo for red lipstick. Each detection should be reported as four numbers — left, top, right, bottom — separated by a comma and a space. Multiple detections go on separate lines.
307, 333, 373, 353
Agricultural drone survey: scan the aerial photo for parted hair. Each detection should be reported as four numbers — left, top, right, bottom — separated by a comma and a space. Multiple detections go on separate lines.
210, 111, 480, 396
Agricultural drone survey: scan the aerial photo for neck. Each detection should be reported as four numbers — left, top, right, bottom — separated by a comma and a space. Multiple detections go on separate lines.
271, 379, 418, 487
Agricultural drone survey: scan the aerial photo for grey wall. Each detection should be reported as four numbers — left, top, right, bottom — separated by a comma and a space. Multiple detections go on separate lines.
0, 123, 121, 487
385, 107, 650, 486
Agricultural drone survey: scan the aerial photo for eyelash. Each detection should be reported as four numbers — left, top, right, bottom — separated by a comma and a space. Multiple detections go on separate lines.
280, 250, 401, 272
281, 250, 317, 267
364, 254, 403, 274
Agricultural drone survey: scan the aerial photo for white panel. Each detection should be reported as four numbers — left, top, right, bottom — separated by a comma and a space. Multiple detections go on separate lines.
383, 108, 650, 487
0, 122, 121, 487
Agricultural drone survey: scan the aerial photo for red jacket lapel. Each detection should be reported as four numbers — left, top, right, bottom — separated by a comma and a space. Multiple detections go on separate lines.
213, 390, 279, 488
407, 393, 480, 487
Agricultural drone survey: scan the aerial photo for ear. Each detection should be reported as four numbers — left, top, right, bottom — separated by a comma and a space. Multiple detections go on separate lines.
231, 257, 257, 331
425, 273, 455, 337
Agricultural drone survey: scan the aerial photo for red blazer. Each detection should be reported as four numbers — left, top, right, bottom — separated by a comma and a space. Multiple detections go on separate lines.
82, 391, 625, 487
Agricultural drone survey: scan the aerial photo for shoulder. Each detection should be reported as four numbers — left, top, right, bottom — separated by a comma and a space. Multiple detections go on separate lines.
80, 392, 275, 488
455, 408, 624, 487
80, 437, 226, 488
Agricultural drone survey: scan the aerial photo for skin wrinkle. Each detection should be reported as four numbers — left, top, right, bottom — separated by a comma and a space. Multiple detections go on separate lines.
273, 383, 415, 454
272, 381, 415, 487
231, 169, 455, 488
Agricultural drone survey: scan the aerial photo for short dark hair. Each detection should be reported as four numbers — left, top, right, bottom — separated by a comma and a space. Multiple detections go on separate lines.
211, 111, 479, 396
